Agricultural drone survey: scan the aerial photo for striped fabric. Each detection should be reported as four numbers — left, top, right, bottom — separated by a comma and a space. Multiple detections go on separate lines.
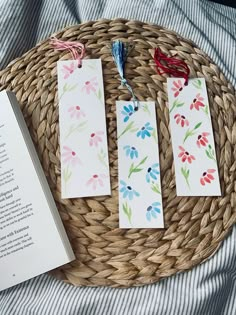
0, 0, 236, 314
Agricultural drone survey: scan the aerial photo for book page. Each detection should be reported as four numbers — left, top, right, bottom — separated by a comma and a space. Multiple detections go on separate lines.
0, 91, 74, 291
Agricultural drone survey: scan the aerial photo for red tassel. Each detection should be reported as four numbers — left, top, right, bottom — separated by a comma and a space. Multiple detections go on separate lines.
154, 48, 190, 85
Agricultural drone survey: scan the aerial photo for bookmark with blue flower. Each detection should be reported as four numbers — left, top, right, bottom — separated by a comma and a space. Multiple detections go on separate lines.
112, 41, 164, 228
116, 101, 164, 228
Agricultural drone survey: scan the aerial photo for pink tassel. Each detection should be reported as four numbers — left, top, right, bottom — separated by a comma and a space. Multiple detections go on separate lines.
51, 37, 85, 67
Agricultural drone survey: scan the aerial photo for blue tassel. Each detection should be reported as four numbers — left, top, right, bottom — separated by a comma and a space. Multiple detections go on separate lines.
112, 40, 138, 107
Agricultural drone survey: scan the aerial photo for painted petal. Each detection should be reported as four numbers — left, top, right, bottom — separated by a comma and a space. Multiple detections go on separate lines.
133, 190, 140, 197
178, 79, 182, 86
190, 103, 193, 110
152, 163, 159, 168
128, 191, 133, 200
186, 120, 189, 126
152, 169, 160, 175
146, 211, 151, 221
181, 119, 184, 127
130, 150, 134, 159
151, 210, 157, 219
174, 114, 180, 119
176, 117, 181, 124
173, 81, 179, 88
92, 180, 97, 190
137, 130, 141, 138
98, 179, 104, 187
207, 174, 214, 180
208, 169, 216, 173
141, 132, 145, 139
152, 202, 161, 206
128, 104, 133, 112
191, 155, 196, 160
124, 106, 130, 113
174, 91, 179, 97
187, 156, 192, 164
182, 156, 187, 162
120, 180, 127, 186
144, 130, 151, 137
146, 173, 150, 183
86, 178, 94, 186
123, 190, 129, 198
197, 141, 201, 148
97, 131, 104, 135
202, 132, 210, 136
63, 146, 72, 152
179, 146, 185, 151
134, 150, 138, 158
153, 207, 160, 213
200, 178, 205, 185
126, 149, 130, 157
120, 187, 126, 193
204, 177, 211, 183
150, 172, 157, 180
178, 152, 185, 157
124, 116, 129, 122
202, 137, 208, 143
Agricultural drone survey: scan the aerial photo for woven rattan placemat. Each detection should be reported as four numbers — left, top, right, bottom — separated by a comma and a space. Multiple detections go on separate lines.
0, 19, 236, 288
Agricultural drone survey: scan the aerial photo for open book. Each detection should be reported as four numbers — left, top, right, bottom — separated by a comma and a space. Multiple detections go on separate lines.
0, 91, 75, 291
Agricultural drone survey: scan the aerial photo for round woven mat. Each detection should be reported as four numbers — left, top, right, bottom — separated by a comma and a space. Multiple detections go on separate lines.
0, 19, 236, 288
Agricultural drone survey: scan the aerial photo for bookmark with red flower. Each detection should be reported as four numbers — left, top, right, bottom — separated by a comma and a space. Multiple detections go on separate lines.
167, 78, 221, 196
113, 41, 164, 228
154, 49, 220, 196
53, 39, 111, 198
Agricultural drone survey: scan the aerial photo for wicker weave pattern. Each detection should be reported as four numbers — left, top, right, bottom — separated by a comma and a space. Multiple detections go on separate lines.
0, 19, 236, 287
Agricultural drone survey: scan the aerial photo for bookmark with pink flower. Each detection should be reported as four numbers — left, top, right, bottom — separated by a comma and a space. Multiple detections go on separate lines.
112, 41, 164, 228
54, 38, 111, 198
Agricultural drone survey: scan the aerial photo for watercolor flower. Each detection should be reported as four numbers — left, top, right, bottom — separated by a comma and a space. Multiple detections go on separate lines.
146, 202, 161, 221
172, 80, 184, 97
62, 146, 81, 166
62, 62, 76, 79
146, 163, 160, 183
82, 77, 98, 94
196, 132, 210, 148
200, 169, 216, 186
190, 93, 205, 110
68, 105, 85, 120
174, 114, 189, 127
120, 180, 140, 200
123, 145, 138, 159
89, 131, 104, 147
137, 122, 153, 139
86, 174, 107, 190
121, 104, 135, 122
178, 146, 195, 163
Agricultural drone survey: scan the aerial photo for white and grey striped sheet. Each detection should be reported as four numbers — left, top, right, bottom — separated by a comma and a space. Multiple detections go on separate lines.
0, 0, 235, 314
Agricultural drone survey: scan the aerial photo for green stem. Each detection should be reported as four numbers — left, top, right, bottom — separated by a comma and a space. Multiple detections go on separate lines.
169, 103, 176, 114
118, 121, 135, 139
128, 156, 148, 178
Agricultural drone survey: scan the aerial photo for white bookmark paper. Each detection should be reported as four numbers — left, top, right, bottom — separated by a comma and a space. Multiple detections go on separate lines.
167, 78, 221, 196
58, 59, 111, 198
116, 101, 164, 228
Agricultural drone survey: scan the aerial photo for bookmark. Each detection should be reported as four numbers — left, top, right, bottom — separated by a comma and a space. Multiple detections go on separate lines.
112, 41, 164, 228
167, 78, 221, 196
154, 48, 220, 196
54, 39, 111, 198
116, 101, 164, 228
